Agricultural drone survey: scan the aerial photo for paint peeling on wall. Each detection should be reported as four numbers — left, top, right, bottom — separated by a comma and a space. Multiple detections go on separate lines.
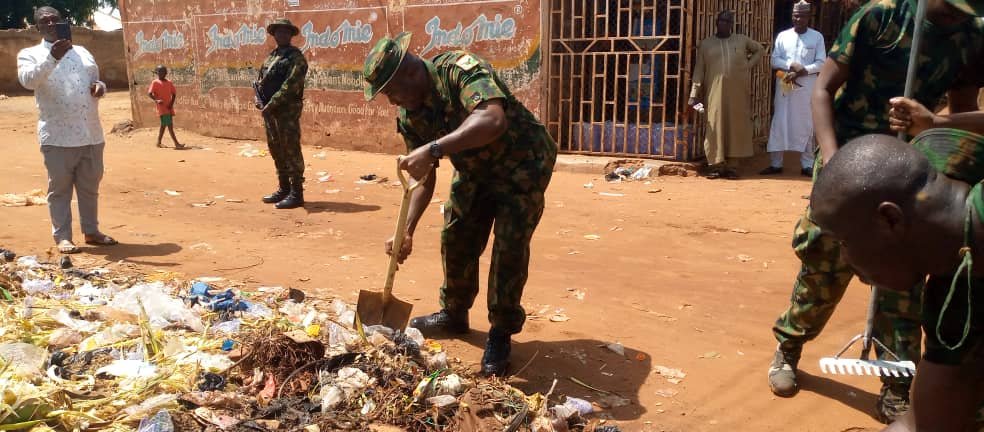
121, 0, 542, 154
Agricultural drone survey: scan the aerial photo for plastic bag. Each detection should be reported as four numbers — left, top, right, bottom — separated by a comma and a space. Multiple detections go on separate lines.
50, 309, 102, 333
0, 342, 48, 378
78, 323, 140, 351
563, 397, 593, 415
21, 279, 53, 294
74, 281, 115, 305
244, 302, 273, 319
15, 256, 40, 268
137, 410, 174, 432
97, 360, 158, 379
109, 282, 204, 331
211, 319, 240, 335
403, 327, 425, 347
124, 394, 178, 418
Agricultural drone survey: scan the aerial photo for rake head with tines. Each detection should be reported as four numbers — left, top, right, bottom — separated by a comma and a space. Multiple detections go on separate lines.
818, 286, 917, 378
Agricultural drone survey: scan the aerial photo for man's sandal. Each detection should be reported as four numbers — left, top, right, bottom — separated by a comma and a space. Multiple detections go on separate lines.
57, 240, 80, 254
85, 234, 118, 246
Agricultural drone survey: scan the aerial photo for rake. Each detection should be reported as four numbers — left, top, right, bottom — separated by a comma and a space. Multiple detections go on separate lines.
819, 0, 929, 378
819, 286, 916, 377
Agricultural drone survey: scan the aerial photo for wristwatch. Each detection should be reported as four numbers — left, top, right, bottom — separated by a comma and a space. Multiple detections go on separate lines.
428, 141, 444, 159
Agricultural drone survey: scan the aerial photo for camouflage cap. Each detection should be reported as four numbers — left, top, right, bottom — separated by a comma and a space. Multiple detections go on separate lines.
266, 18, 299, 36
945, 0, 984, 17
911, 128, 984, 183
363, 32, 412, 101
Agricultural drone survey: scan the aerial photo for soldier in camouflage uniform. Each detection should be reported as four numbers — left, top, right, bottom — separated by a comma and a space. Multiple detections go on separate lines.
769, 0, 984, 422
810, 129, 984, 431
362, 32, 556, 377
255, 18, 308, 209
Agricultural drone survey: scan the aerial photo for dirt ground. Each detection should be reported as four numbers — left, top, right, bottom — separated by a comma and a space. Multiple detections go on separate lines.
1, 92, 886, 431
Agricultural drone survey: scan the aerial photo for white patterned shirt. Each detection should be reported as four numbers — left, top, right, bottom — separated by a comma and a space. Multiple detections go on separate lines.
17, 40, 105, 147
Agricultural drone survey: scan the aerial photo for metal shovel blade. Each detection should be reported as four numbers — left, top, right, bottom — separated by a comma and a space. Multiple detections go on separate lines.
818, 357, 916, 377
354, 159, 425, 331
356, 289, 413, 330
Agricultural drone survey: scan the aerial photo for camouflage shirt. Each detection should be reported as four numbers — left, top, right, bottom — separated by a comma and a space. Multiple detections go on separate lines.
910, 128, 984, 365
828, 0, 984, 144
396, 50, 556, 186
260, 45, 308, 115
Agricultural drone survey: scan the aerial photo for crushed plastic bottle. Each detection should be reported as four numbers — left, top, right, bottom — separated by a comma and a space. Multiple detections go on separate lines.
137, 410, 174, 432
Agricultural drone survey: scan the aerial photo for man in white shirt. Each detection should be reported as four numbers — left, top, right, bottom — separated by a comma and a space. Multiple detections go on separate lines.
17, 6, 117, 254
760, 0, 826, 177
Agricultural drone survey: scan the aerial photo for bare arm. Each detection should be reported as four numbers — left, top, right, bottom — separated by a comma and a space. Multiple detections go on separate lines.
399, 100, 508, 179
434, 99, 507, 154
406, 169, 436, 237
946, 86, 980, 114
890, 94, 984, 136
812, 58, 851, 164
386, 165, 437, 263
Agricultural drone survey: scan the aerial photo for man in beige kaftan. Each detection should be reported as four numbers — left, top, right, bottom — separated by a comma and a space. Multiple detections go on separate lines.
689, 10, 765, 179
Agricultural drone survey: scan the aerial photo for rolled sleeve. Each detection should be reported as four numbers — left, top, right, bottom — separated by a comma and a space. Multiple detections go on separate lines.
456, 66, 507, 112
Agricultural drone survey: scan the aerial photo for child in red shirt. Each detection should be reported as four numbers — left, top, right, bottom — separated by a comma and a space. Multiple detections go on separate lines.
147, 65, 183, 149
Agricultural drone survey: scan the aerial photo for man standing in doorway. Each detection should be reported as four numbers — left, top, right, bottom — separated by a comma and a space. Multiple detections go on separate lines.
761, 0, 825, 177
17, 6, 117, 254
689, 9, 765, 179
255, 18, 308, 209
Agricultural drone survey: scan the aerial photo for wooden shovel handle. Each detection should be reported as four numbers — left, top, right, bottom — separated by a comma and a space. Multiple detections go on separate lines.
383, 157, 429, 300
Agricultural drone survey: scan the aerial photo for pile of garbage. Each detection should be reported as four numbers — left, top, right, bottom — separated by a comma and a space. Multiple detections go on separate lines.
0, 249, 617, 432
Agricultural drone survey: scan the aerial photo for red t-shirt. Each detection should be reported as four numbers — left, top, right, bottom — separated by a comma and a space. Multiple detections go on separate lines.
148, 79, 176, 116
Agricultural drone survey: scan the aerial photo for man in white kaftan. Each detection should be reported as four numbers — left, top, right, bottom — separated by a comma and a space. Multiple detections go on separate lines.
761, 0, 826, 177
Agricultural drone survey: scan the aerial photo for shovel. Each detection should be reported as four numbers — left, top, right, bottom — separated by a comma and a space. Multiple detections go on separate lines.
818, 0, 927, 379
356, 158, 427, 330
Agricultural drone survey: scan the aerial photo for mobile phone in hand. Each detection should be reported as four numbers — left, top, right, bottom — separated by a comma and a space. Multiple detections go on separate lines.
55, 22, 71, 40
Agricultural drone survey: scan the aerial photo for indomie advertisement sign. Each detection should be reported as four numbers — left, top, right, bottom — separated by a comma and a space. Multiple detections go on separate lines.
120, 0, 542, 154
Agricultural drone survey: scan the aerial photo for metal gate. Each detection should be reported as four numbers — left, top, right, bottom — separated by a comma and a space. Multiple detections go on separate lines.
545, 0, 774, 161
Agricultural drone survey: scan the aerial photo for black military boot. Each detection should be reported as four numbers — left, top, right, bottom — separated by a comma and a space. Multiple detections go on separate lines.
275, 178, 304, 209
409, 309, 469, 336
262, 175, 290, 204
481, 327, 512, 377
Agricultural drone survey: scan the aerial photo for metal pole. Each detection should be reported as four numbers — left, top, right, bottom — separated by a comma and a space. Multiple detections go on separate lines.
898, 0, 928, 140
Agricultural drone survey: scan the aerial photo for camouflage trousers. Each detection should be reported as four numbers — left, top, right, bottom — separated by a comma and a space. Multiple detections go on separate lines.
263, 112, 305, 182
439, 159, 555, 335
772, 204, 922, 387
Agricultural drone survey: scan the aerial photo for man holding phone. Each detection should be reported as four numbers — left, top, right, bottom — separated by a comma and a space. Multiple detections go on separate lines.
17, 6, 117, 254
